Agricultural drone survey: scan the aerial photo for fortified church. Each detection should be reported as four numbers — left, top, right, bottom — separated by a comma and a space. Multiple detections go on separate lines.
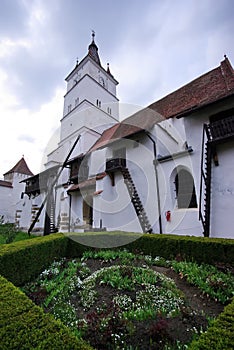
1, 33, 234, 239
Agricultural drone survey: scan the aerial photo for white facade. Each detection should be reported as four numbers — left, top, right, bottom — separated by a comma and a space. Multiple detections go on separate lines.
5, 36, 233, 239
0, 160, 33, 228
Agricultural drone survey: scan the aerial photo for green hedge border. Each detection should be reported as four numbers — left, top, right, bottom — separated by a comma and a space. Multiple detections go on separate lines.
0, 275, 93, 350
0, 233, 67, 285
0, 232, 233, 349
66, 232, 234, 265
188, 298, 234, 349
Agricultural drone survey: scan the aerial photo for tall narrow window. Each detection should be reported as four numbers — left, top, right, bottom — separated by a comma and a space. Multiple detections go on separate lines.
75, 97, 79, 107
175, 169, 197, 208
68, 104, 72, 113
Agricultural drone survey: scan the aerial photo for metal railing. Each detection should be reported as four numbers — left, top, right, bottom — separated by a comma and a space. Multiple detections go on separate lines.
106, 158, 126, 172
207, 115, 234, 141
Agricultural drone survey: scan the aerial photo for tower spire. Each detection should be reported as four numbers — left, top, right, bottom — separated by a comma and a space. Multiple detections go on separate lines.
88, 30, 101, 66
92, 30, 95, 42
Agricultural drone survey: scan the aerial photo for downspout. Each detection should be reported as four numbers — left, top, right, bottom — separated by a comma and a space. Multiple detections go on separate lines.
68, 192, 72, 232
146, 132, 163, 234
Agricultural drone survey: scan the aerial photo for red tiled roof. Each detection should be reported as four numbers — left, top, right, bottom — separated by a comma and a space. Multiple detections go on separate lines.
67, 172, 106, 193
67, 177, 96, 193
89, 107, 163, 153
4, 157, 34, 176
88, 57, 234, 153
0, 180, 13, 188
149, 57, 234, 119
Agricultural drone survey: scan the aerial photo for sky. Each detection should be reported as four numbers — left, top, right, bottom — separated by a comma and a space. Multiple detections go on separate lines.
0, 0, 233, 175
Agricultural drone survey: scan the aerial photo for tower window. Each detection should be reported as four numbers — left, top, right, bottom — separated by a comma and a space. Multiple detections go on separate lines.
75, 97, 79, 107
96, 99, 101, 108
68, 104, 72, 113
175, 169, 197, 208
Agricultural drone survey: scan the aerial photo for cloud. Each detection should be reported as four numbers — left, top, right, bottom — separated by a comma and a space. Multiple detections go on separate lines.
17, 134, 35, 143
0, 0, 234, 174
110, 0, 234, 107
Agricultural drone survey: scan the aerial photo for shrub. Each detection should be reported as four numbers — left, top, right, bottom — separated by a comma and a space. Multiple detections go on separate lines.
0, 233, 68, 285
124, 233, 234, 264
67, 232, 234, 265
0, 275, 93, 350
188, 298, 234, 349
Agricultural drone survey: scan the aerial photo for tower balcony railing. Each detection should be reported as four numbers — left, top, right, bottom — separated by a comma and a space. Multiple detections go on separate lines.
206, 115, 234, 142
106, 158, 126, 172
25, 176, 47, 195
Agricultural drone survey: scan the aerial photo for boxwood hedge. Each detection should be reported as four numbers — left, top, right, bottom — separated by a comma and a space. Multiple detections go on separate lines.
188, 298, 234, 350
0, 275, 93, 350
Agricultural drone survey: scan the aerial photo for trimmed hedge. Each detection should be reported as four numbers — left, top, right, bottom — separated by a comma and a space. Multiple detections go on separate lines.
188, 298, 234, 349
66, 232, 234, 265
0, 275, 93, 350
127, 233, 234, 264
0, 233, 68, 286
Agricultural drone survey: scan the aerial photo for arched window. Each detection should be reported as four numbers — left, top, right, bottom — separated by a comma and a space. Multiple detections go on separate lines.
175, 169, 197, 208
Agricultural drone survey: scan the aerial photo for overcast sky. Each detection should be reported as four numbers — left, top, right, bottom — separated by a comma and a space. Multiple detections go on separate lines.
0, 0, 234, 175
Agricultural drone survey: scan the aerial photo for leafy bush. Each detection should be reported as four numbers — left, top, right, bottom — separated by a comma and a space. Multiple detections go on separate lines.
0, 223, 18, 243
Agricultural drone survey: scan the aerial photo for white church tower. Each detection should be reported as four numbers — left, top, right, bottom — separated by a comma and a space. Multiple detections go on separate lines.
42, 32, 120, 233
46, 31, 119, 168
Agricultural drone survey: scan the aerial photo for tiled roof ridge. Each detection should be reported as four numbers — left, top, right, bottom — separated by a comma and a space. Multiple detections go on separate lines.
87, 57, 234, 153
4, 157, 34, 176
0, 180, 13, 188
148, 56, 234, 119
220, 56, 234, 91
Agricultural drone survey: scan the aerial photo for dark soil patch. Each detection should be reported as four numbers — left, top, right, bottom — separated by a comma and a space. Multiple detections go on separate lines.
153, 266, 224, 318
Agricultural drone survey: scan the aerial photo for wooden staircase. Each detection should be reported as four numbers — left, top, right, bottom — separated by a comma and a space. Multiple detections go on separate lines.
199, 116, 234, 237
44, 192, 57, 235
199, 124, 213, 237
121, 168, 153, 233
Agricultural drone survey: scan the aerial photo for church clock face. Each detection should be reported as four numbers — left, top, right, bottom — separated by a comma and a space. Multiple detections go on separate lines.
99, 76, 105, 87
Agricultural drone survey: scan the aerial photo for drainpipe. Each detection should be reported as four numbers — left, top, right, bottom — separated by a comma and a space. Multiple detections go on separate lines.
68, 192, 72, 232
146, 132, 163, 234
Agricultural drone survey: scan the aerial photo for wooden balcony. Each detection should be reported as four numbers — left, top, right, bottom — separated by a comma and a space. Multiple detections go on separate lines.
67, 156, 89, 183
207, 115, 234, 143
106, 158, 126, 172
24, 166, 59, 197
24, 175, 47, 196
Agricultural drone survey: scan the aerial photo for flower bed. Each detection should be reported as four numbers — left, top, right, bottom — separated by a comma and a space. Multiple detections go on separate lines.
22, 249, 234, 349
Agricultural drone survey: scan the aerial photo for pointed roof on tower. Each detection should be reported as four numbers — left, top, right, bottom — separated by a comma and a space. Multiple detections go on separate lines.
88, 30, 101, 66
65, 32, 118, 84
4, 157, 34, 176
